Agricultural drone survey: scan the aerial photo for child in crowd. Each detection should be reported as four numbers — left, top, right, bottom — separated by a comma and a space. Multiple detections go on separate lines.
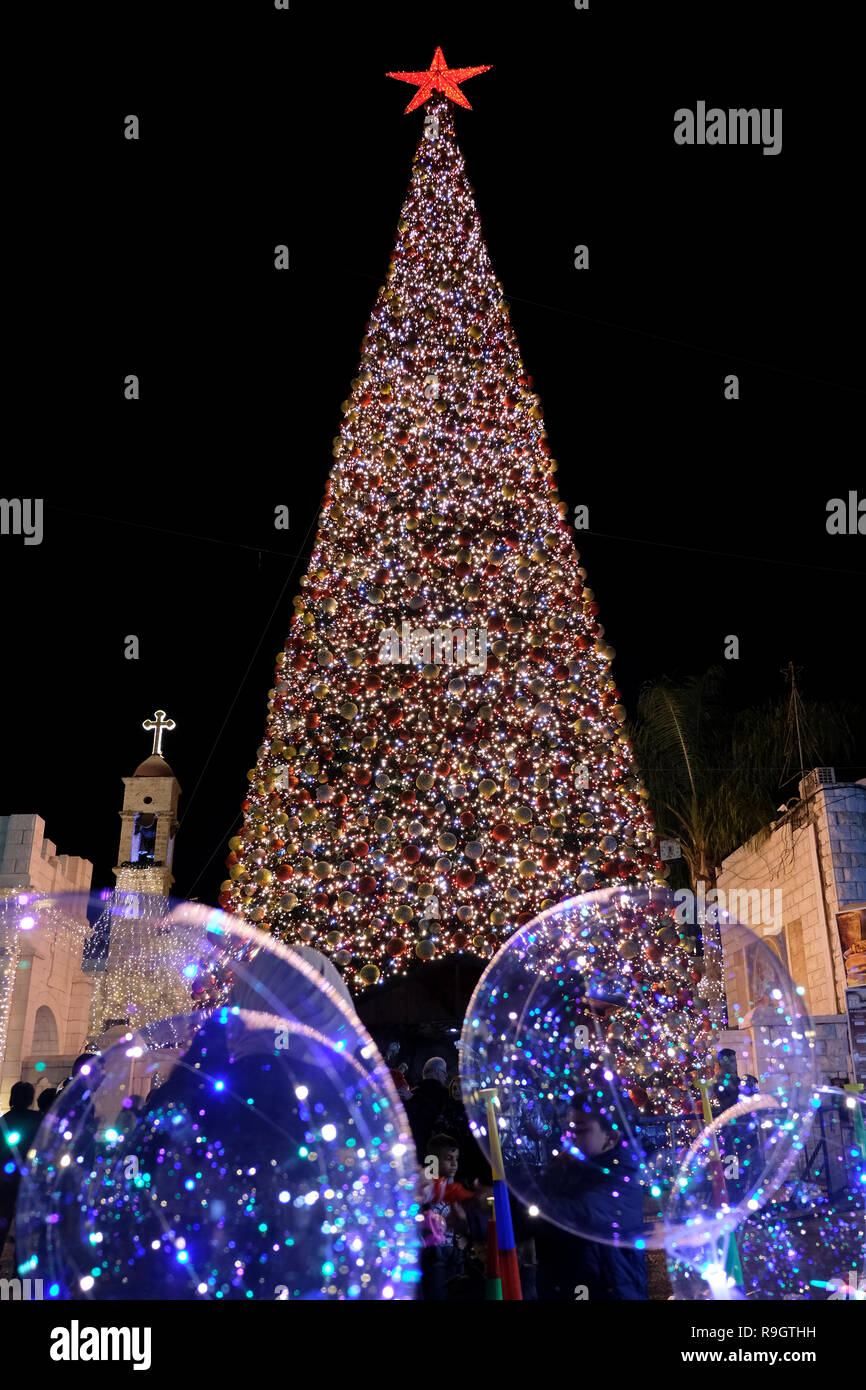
419, 1133, 491, 1300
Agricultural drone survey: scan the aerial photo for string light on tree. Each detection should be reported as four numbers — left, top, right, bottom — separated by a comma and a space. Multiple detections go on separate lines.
224, 54, 675, 1019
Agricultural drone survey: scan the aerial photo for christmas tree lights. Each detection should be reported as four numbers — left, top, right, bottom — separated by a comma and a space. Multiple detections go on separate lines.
224, 77, 678, 1012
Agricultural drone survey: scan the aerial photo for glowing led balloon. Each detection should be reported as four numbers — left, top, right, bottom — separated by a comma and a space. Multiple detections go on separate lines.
661, 1084, 823, 1269
12, 899, 419, 1299
667, 1088, 866, 1299
460, 886, 816, 1252
1, 891, 387, 1077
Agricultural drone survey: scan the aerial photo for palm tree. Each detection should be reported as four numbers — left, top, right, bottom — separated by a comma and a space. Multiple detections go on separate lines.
629, 667, 860, 1025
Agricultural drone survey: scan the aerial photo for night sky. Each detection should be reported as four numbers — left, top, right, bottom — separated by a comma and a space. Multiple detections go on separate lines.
6, 2, 862, 905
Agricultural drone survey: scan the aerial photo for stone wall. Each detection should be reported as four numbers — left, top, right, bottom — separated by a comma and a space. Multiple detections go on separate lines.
719, 1015, 852, 1091
0, 815, 95, 1106
716, 781, 866, 1071
0, 813, 92, 896
816, 783, 866, 1008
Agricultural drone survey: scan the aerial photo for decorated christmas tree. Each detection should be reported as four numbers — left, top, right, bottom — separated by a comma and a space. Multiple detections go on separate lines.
222, 52, 671, 995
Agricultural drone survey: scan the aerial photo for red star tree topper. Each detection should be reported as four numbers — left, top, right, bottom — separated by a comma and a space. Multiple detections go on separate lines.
386, 45, 491, 113
223, 81, 708, 1112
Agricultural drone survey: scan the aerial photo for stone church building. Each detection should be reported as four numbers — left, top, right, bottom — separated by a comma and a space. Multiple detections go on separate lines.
716, 769, 866, 1088
0, 713, 181, 1106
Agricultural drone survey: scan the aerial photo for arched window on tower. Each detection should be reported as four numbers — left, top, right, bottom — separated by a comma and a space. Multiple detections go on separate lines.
31, 1004, 59, 1056
130, 812, 157, 865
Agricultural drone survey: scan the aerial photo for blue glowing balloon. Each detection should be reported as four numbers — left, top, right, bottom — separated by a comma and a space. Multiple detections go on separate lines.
667, 1087, 866, 1299
460, 887, 816, 1252
12, 900, 419, 1299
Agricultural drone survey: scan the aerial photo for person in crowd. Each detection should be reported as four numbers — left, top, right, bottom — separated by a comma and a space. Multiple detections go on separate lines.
710, 1048, 741, 1116
61, 1054, 105, 1168
405, 1056, 449, 1158
719, 1068, 764, 1200
114, 1094, 143, 1134
37, 1087, 58, 1116
0, 1082, 43, 1257
438, 1074, 492, 1186
707, 1048, 747, 1193
388, 1067, 412, 1101
517, 1237, 538, 1300
418, 1133, 490, 1300
515, 1089, 649, 1300
59, 1052, 100, 1095
1, 1082, 42, 1153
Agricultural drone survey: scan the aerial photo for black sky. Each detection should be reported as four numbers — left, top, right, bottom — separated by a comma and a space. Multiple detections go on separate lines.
5, 1, 862, 903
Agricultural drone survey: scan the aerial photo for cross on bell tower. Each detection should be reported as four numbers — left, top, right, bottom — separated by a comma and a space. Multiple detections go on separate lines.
142, 709, 175, 759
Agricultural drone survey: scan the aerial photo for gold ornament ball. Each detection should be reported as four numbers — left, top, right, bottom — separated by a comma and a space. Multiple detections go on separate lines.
415, 939, 435, 960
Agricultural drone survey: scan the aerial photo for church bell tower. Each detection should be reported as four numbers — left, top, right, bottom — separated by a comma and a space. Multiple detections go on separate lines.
87, 711, 187, 1046
114, 710, 181, 897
